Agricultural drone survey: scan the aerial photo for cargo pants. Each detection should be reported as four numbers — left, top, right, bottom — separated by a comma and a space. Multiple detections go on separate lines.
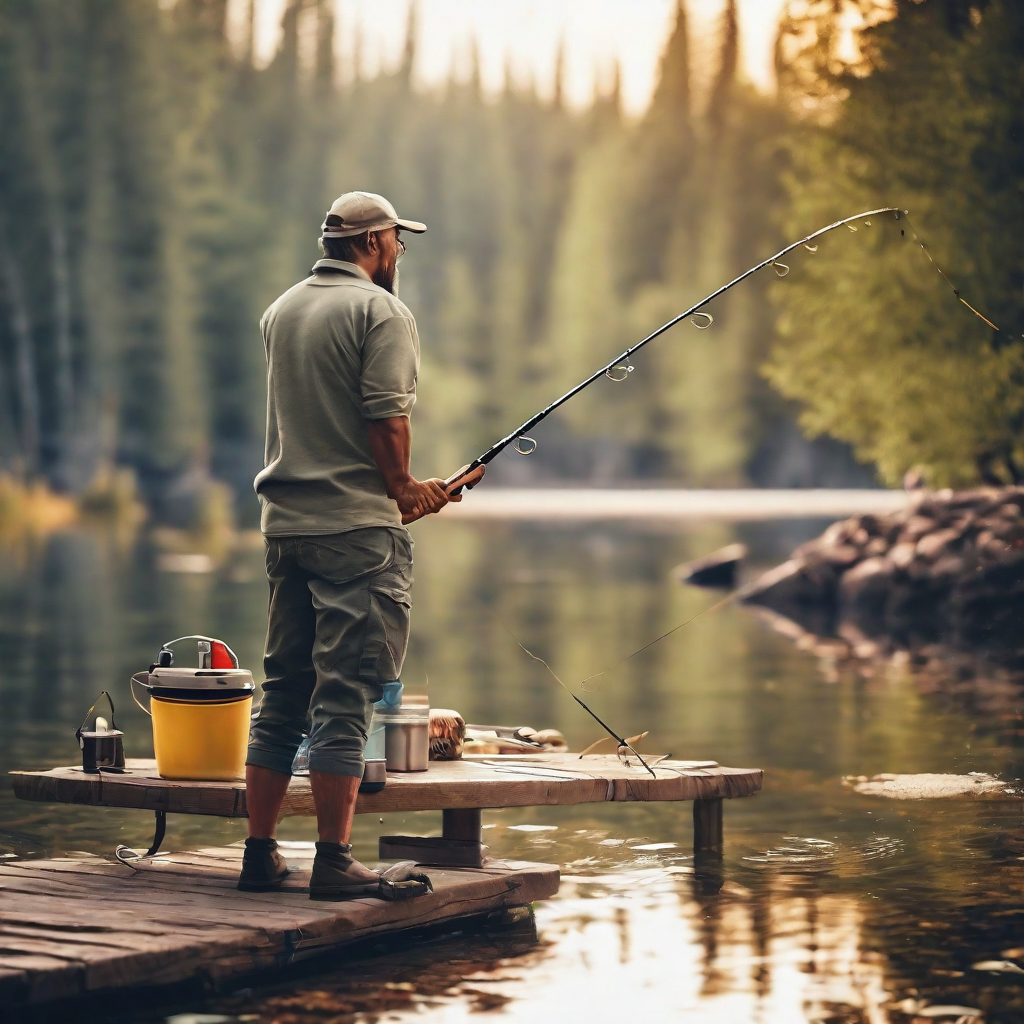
246, 526, 413, 778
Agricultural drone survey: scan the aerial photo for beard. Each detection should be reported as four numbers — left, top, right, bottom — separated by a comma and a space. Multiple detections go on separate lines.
373, 256, 399, 296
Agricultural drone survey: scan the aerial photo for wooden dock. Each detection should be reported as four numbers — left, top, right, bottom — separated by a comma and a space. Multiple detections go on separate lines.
0, 842, 557, 1010
5, 753, 762, 1010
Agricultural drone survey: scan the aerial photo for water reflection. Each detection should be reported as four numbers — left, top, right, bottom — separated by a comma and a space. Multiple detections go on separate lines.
0, 516, 1022, 1023
177, 874, 894, 1024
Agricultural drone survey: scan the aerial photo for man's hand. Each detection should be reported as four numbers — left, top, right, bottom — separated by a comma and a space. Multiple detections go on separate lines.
367, 417, 486, 525
394, 477, 450, 523
400, 464, 486, 524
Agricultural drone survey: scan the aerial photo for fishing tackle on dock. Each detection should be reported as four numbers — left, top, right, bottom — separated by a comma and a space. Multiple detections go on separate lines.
507, 588, 737, 768
446, 207, 1000, 494
506, 629, 658, 777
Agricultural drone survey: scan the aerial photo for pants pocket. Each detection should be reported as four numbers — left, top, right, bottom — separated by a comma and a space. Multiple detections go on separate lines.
360, 576, 411, 684
311, 528, 395, 585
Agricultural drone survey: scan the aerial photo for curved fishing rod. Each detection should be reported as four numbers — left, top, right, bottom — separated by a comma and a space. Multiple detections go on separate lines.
445, 206, 902, 493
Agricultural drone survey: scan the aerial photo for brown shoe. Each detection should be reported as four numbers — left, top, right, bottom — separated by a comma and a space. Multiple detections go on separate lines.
309, 842, 381, 900
237, 837, 290, 892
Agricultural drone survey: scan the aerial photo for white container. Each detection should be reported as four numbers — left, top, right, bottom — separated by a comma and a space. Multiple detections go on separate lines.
382, 708, 429, 772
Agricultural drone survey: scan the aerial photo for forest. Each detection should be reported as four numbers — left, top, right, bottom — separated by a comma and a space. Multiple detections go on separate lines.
0, 0, 1020, 528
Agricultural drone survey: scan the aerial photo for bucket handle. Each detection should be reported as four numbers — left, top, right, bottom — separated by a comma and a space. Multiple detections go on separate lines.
130, 672, 152, 717
158, 635, 239, 669
76, 690, 119, 741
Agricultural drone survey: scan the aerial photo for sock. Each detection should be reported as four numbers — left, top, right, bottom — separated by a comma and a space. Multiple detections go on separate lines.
315, 841, 352, 859
245, 837, 278, 850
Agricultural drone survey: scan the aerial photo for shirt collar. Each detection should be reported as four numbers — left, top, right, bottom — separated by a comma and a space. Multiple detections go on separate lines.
311, 259, 371, 282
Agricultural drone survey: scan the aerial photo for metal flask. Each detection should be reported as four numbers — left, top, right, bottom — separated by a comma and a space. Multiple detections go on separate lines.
380, 704, 430, 772
77, 691, 126, 774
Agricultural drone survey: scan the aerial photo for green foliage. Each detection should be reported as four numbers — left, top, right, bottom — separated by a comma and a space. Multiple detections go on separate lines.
2, 0, 932, 515
769, 0, 1024, 487
0, 0, 594, 514
547, 0, 787, 484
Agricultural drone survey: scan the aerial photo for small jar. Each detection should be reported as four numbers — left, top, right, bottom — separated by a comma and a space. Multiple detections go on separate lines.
379, 704, 429, 772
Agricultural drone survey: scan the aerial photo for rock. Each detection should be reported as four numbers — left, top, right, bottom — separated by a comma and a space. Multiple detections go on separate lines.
845, 772, 1008, 799
812, 637, 852, 659
931, 554, 965, 579
972, 960, 1024, 975
889, 541, 917, 569
820, 520, 851, 546
821, 543, 861, 567
740, 486, 1024, 674
916, 528, 962, 560
738, 558, 838, 636
852, 638, 882, 659
900, 515, 935, 542
839, 556, 893, 635
674, 542, 747, 589
864, 536, 888, 557
915, 1005, 982, 1019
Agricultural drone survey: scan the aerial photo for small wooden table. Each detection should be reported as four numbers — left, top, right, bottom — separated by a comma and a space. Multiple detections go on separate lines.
12, 754, 762, 865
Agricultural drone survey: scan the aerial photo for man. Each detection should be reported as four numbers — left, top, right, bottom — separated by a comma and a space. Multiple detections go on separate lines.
239, 191, 484, 899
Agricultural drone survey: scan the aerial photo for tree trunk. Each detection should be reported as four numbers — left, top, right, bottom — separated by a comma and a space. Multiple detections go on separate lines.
0, 225, 41, 475
12, 19, 76, 484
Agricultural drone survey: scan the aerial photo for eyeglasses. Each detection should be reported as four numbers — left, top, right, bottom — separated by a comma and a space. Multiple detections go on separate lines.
395, 234, 406, 260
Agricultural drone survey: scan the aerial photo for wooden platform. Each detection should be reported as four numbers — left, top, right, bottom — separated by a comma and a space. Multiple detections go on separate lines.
5, 754, 761, 1008
0, 843, 558, 1009
11, 755, 762, 817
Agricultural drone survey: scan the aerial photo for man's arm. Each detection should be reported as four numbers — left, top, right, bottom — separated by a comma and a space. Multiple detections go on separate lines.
368, 415, 481, 524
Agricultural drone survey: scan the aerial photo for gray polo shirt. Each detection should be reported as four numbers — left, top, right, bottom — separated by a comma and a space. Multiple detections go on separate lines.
255, 259, 419, 536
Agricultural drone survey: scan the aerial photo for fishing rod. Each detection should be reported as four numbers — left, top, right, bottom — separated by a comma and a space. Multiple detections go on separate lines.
461, 210, 1002, 769
506, 629, 657, 777
507, 590, 735, 776
445, 205, 998, 494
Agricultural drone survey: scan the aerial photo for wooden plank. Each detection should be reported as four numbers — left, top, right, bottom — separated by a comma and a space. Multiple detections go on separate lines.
0, 851, 558, 1006
11, 756, 761, 818
0, 954, 83, 1002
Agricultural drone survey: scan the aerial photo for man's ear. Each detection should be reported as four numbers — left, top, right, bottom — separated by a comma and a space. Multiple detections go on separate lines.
366, 230, 380, 255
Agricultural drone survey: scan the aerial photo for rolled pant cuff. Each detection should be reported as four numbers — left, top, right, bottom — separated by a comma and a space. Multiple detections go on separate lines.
307, 752, 364, 778
246, 747, 297, 776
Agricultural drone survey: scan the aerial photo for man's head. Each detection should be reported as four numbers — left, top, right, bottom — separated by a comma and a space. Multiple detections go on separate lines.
319, 191, 425, 295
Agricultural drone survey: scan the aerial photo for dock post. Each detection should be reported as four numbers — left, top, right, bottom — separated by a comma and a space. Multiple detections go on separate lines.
692, 798, 723, 854
443, 808, 482, 843
379, 809, 485, 867
692, 798, 724, 896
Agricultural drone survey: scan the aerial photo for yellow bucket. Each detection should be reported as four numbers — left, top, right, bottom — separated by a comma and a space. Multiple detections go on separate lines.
149, 694, 252, 780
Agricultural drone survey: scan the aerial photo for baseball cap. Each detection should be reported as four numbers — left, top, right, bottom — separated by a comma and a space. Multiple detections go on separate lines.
321, 191, 426, 238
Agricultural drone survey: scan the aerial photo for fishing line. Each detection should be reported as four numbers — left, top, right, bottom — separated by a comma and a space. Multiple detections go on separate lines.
579, 590, 736, 693
504, 627, 656, 777
446, 207, 902, 492
899, 213, 1000, 332
445, 206, 1005, 494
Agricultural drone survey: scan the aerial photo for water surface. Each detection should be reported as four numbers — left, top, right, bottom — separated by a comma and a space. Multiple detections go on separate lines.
1, 516, 1021, 1023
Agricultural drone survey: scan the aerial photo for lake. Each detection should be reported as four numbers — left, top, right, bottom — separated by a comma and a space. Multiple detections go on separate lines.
1, 513, 1022, 1023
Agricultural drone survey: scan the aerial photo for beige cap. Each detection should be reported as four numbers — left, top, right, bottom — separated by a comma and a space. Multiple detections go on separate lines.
321, 191, 426, 238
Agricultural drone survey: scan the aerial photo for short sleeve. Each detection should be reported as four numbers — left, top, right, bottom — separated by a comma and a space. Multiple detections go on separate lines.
360, 315, 420, 419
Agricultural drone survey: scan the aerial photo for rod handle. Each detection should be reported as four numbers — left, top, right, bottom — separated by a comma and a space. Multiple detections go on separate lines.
444, 462, 483, 497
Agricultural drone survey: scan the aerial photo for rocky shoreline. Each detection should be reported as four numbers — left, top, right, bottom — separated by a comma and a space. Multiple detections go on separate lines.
740, 487, 1024, 673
